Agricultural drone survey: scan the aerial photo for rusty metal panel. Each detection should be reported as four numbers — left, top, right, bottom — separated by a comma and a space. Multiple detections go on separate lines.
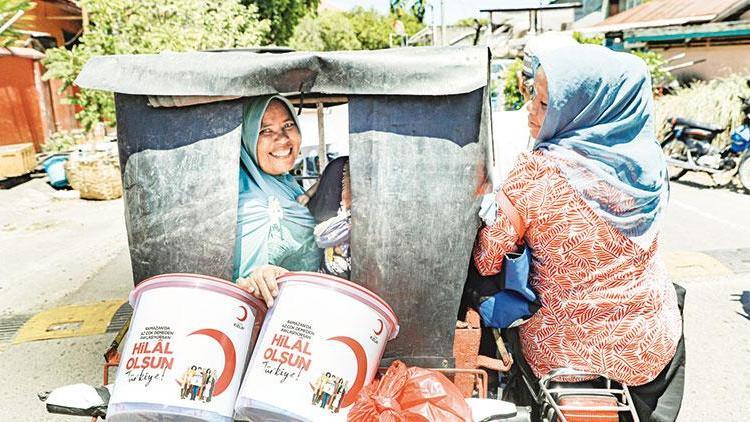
0, 55, 45, 150
47, 78, 79, 133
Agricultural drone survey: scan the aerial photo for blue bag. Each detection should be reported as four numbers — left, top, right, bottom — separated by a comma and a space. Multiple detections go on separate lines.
477, 190, 539, 329
502, 246, 536, 302
479, 289, 539, 328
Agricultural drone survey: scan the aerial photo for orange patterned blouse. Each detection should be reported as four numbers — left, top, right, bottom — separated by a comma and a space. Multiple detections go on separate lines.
473, 151, 682, 386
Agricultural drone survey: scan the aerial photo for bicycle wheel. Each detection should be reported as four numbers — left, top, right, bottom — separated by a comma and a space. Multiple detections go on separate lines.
738, 151, 750, 194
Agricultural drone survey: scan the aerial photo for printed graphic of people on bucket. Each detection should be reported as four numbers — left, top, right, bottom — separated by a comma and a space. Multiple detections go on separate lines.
311, 372, 349, 413
179, 365, 217, 402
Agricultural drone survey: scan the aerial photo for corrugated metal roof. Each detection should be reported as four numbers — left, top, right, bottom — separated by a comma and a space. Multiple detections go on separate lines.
624, 20, 750, 43
481, 1, 582, 12
595, 0, 747, 28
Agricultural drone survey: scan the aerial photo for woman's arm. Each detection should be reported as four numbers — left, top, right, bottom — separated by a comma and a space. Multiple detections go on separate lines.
297, 180, 319, 205
473, 201, 523, 276
473, 152, 543, 276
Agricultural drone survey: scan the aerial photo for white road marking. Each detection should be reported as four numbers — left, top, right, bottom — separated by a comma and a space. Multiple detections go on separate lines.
671, 199, 750, 236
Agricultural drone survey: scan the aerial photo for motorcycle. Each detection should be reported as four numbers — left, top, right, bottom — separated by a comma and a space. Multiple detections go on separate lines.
660, 95, 750, 193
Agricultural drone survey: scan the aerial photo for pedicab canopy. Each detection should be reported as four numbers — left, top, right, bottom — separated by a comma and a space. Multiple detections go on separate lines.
76, 46, 492, 368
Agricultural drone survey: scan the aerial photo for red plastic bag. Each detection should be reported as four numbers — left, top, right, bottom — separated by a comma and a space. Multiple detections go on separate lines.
347, 360, 472, 422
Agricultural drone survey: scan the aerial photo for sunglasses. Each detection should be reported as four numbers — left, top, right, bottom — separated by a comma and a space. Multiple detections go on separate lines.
523, 78, 537, 101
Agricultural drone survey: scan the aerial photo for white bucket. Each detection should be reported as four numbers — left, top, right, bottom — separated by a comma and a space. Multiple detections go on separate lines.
107, 273, 267, 422
234, 272, 399, 421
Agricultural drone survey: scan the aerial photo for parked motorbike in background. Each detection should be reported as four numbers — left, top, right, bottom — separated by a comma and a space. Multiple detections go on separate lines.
661, 96, 750, 193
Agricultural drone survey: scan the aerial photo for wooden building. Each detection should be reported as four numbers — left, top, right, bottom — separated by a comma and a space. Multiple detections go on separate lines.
0, 0, 82, 150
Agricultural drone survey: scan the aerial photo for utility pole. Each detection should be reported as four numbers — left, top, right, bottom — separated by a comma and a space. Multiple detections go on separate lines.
316, 102, 327, 173
429, 2, 437, 46
440, 0, 446, 46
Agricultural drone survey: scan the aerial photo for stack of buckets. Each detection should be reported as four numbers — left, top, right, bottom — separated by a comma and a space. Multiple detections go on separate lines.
106, 272, 400, 422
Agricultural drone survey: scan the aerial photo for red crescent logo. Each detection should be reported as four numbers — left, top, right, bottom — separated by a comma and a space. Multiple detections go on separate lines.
237, 306, 248, 322
187, 329, 237, 397
373, 319, 384, 336
328, 336, 368, 409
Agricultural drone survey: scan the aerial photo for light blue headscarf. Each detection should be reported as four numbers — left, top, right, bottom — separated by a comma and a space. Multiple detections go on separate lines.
532, 44, 669, 249
233, 95, 321, 279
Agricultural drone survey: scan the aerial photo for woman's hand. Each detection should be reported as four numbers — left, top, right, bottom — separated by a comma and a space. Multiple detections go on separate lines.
478, 191, 499, 227
237, 265, 288, 307
297, 181, 318, 206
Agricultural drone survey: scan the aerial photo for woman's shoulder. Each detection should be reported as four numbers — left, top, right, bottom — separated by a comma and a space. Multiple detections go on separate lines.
503, 151, 573, 215
505, 151, 560, 185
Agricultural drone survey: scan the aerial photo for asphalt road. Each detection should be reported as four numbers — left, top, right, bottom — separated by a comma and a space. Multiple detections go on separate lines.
1, 173, 749, 421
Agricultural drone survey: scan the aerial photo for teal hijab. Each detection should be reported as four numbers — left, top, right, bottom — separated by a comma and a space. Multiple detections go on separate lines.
531, 44, 668, 249
233, 95, 321, 279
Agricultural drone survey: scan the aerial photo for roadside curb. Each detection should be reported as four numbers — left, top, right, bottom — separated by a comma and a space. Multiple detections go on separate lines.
1, 300, 131, 345
664, 248, 750, 279
664, 251, 733, 279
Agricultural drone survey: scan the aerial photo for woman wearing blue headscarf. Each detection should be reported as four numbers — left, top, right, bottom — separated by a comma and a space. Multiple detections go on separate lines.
235, 95, 321, 306
474, 44, 684, 421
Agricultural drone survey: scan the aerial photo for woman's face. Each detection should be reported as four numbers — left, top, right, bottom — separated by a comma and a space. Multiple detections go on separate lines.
256, 100, 301, 175
526, 67, 548, 140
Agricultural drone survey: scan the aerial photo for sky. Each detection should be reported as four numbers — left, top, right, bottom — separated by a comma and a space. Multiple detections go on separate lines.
327, 0, 509, 25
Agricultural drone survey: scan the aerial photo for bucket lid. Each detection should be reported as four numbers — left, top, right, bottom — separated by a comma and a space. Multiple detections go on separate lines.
131, 273, 267, 317
277, 272, 400, 340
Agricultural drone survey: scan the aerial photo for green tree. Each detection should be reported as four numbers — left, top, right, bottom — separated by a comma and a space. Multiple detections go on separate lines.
503, 59, 524, 111
0, 0, 34, 47
243, 0, 319, 46
344, 7, 389, 50
572, 31, 604, 45
289, 8, 424, 51
289, 10, 360, 51
287, 12, 325, 51
347, 7, 423, 49
318, 10, 361, 51
42, 0, 269, 131
390, 0, 427, 23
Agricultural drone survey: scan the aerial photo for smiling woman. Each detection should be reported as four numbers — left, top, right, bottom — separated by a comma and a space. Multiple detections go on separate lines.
256, 100, 302, 175
234, 96, 322, 306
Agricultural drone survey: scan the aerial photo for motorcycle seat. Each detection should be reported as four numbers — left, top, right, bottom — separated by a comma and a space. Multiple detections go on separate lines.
671, 117, 725, 133
683, 127, 717, 141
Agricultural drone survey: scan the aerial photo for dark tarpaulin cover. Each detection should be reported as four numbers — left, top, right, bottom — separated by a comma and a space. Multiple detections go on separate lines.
349, 88, 489, 367
75, 46, 487, 98
115, 95, 244, 283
